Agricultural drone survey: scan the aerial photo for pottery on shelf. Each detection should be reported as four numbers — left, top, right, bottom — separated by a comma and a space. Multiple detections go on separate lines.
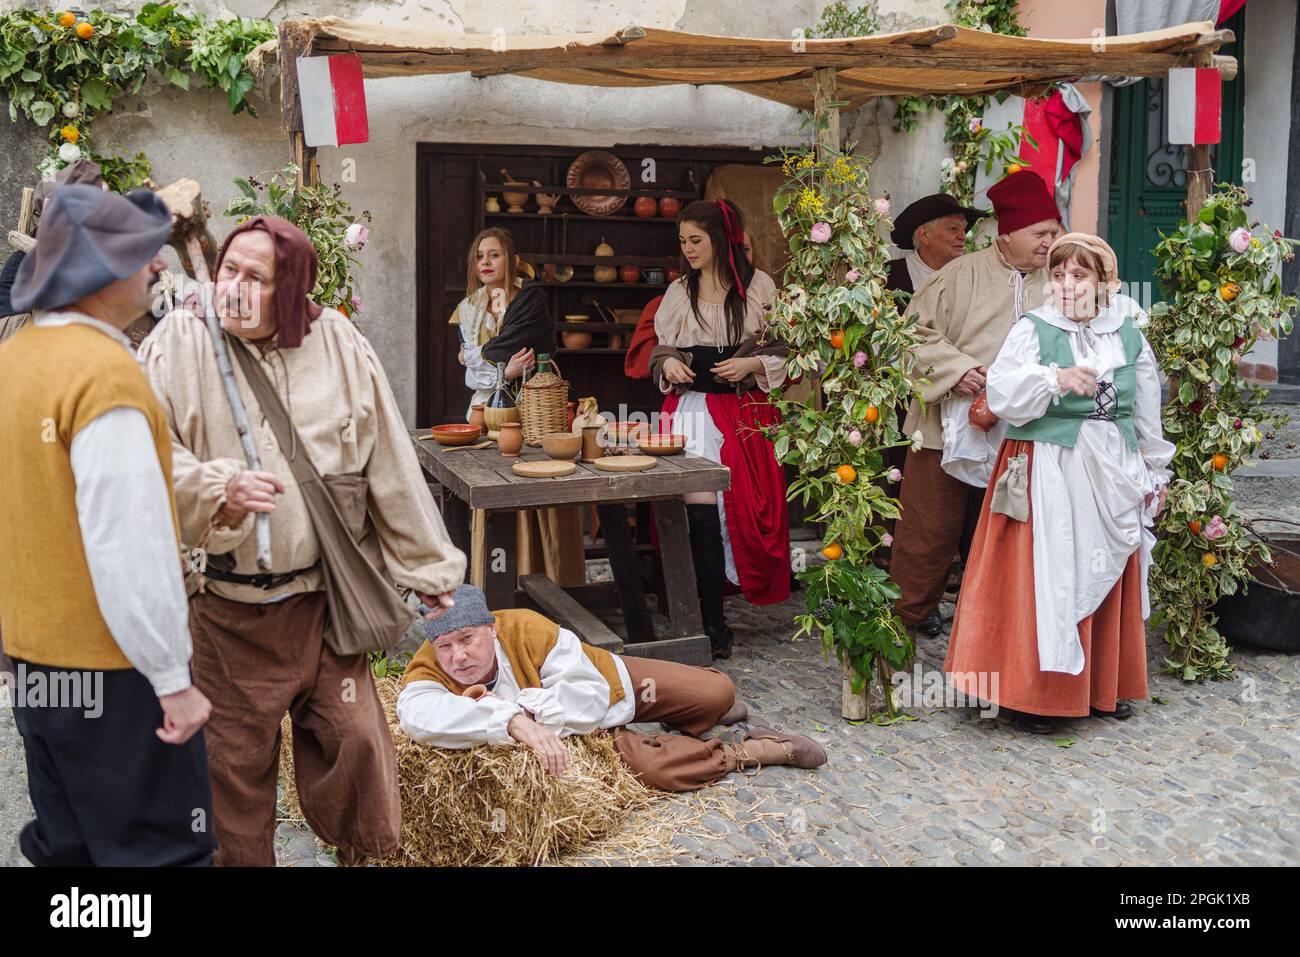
634, 196, 658, 218
498, 421, 524, 456
593, 239, 617, 283
484, 197, 501, 214
658, 196, 682, 219
533, 180, 560, 214
499, 168, 529, 213
562, 330, 592, 349
566, 150, 631, 216
666, 267, 682, 282
619, 264, 641, 284
608, 333, 623, 349
554, 264, 574, 283
643, 267, 665, 284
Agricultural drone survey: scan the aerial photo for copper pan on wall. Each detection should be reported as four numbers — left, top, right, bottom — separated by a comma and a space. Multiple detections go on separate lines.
566, 150, 631, 216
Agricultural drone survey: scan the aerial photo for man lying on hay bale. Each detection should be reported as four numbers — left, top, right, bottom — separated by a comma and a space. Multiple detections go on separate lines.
397, 584, 826, 790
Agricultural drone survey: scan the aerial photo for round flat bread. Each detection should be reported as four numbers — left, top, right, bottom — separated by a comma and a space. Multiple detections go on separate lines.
592, 455, 656, 473
512, 460, 576, 478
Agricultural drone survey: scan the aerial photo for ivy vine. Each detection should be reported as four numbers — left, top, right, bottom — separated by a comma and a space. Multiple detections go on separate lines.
0, 4, 272, 192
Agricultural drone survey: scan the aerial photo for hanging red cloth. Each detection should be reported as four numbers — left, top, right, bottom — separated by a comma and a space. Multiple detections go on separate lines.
1218, 0, 1247, 25
660, 389, 790, 606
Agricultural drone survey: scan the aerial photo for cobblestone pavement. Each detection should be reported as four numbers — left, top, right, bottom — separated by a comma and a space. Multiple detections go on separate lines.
4, 573, 1298, 868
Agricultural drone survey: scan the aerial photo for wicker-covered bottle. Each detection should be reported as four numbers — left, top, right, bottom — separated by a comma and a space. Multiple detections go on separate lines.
520, 353, 569, 446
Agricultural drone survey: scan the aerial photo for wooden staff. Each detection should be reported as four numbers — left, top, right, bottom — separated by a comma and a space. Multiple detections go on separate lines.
156, 179, 272, 571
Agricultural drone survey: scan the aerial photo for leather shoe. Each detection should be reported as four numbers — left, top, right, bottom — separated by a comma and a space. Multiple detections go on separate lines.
1010, 710, 1061, 735
1090, 701, 1133, 720
916, 613, 943, 637
744, 725, 828, 769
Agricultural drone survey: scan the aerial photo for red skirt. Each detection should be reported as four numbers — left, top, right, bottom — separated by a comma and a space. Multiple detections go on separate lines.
661, 389, 790, 606
944, 439, 1149, 717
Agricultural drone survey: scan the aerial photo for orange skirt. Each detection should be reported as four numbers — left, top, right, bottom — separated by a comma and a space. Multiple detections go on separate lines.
944, 440, 1149, 717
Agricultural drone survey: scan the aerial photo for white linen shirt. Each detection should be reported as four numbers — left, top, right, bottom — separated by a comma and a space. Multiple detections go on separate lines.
396, 626, 636, 749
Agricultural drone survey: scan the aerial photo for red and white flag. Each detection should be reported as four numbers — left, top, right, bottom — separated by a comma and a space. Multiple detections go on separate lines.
1166, 67, 1221, 145
297, 54, 369, 148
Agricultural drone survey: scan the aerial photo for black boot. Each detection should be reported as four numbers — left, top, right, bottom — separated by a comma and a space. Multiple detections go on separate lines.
916, 613, 943, 637
687, 503, 731, 658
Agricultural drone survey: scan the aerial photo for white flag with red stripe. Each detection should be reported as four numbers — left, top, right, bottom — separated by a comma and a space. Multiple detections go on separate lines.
1166, 67, 1221, 145
297, 54, 369, 148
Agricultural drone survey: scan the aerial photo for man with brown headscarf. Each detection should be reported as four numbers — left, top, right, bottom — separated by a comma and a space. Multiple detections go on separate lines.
139, 216, 467, 866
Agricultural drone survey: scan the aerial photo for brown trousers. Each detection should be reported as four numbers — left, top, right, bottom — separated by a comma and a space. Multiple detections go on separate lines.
609, 656, 735, 792
188, 590, 400, 867
888, 447, 983, 625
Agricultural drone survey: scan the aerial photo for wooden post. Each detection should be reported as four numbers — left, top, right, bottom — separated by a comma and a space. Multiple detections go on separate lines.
813, 67, 868, 721
1185, 46, 1216, 219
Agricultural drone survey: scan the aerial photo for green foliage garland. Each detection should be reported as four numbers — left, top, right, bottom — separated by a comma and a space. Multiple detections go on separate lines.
767, 147, 919, 716
0, 4, 272, 192
225, 164, 373, 315
1145, 184, 1297, 680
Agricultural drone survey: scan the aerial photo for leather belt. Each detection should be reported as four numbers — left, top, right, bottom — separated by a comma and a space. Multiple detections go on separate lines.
202, 563, 319, 590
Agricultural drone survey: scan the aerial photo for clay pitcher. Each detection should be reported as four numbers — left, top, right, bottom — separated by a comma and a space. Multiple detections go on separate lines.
469, 403, 486, 436
498, 421, 524, 456
581, 425, 603, 463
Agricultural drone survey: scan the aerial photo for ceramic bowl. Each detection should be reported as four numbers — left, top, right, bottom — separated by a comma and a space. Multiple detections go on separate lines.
430, 423, 483, 446
562, 331, 593, 349
541, 431, 583, 460
637, 433, 687, 455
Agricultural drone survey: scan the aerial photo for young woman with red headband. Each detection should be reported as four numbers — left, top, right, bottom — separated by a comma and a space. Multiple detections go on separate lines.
649, 199, 790, 658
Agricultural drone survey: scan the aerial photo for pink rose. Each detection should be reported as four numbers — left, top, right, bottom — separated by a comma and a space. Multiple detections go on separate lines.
881, 533, 893, 547
344, 223, 369, 249
874, 197, 891, 217
810, 222, 832, 244
1203, 516, 1228, 541
968, 117, 982, 134
350, 295, 363, 313
846, 269, 861, 282
1228, 227, 1251, 254
847, 430, 862, 447
888, 468, 902, 483
853, 351, 868, 368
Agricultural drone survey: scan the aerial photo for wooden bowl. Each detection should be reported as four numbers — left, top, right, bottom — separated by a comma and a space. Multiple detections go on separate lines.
541, 431, 582, 460
430, 423, 483, 446
637, 433, 686, 455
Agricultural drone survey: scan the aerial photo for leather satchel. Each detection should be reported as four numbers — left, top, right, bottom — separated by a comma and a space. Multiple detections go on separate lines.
228, 336, 416, 656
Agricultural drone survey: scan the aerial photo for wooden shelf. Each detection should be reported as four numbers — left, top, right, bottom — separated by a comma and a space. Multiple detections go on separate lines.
554, 321, 638, 332
529, 253, 676, 267
487, 212, 678, 224
483, 178, 695, 199
536, 280, 668, 289
556, 347, 628, 355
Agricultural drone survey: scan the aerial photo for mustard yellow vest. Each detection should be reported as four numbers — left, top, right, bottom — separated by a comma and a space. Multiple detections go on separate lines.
402, 608, 626, 707
0, 322, 182, 670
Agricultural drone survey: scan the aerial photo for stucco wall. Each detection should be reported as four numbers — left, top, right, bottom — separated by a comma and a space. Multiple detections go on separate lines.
0, 0, 960, 423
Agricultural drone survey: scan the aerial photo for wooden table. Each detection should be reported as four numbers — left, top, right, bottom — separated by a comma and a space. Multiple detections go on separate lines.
411, 431, 730, 665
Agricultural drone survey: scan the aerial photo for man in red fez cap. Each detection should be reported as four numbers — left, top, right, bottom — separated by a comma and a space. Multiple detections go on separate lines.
139, 216, 467, 866
890, 170, 1061, 639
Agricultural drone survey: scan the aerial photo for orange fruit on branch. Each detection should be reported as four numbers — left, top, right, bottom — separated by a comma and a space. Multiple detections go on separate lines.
1219, 282, 1240, 302
1211, 453, 1228, 472
829, 329, 844, 349
1202, 553, 1218, 567
1006, 163, 1023, 174
835, 464, 857, 484
59, 125, 78, 143
864, 405, 880, 424
76, 21, 94, 39
58, 11, 75, 27
1188, 520, 1201, 535
822, 543, 843, 561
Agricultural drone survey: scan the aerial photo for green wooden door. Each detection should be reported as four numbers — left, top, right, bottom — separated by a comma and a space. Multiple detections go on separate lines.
1107, 10, 1245, 310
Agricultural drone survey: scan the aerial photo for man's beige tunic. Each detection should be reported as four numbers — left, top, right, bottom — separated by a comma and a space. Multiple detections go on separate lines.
902, 243, 1049, 450
138, 308, 465, 602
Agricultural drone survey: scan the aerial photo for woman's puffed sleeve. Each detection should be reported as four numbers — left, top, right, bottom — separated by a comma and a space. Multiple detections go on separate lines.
985, 317, 1062, 427
1135, 337, 1175, 478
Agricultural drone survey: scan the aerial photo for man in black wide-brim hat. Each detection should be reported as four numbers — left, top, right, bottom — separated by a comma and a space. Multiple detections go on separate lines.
886, 193, 985, 296
0, 183, 216, 865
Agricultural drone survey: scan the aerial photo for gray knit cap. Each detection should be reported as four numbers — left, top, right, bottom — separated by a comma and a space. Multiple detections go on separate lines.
420, 584, 496, 640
